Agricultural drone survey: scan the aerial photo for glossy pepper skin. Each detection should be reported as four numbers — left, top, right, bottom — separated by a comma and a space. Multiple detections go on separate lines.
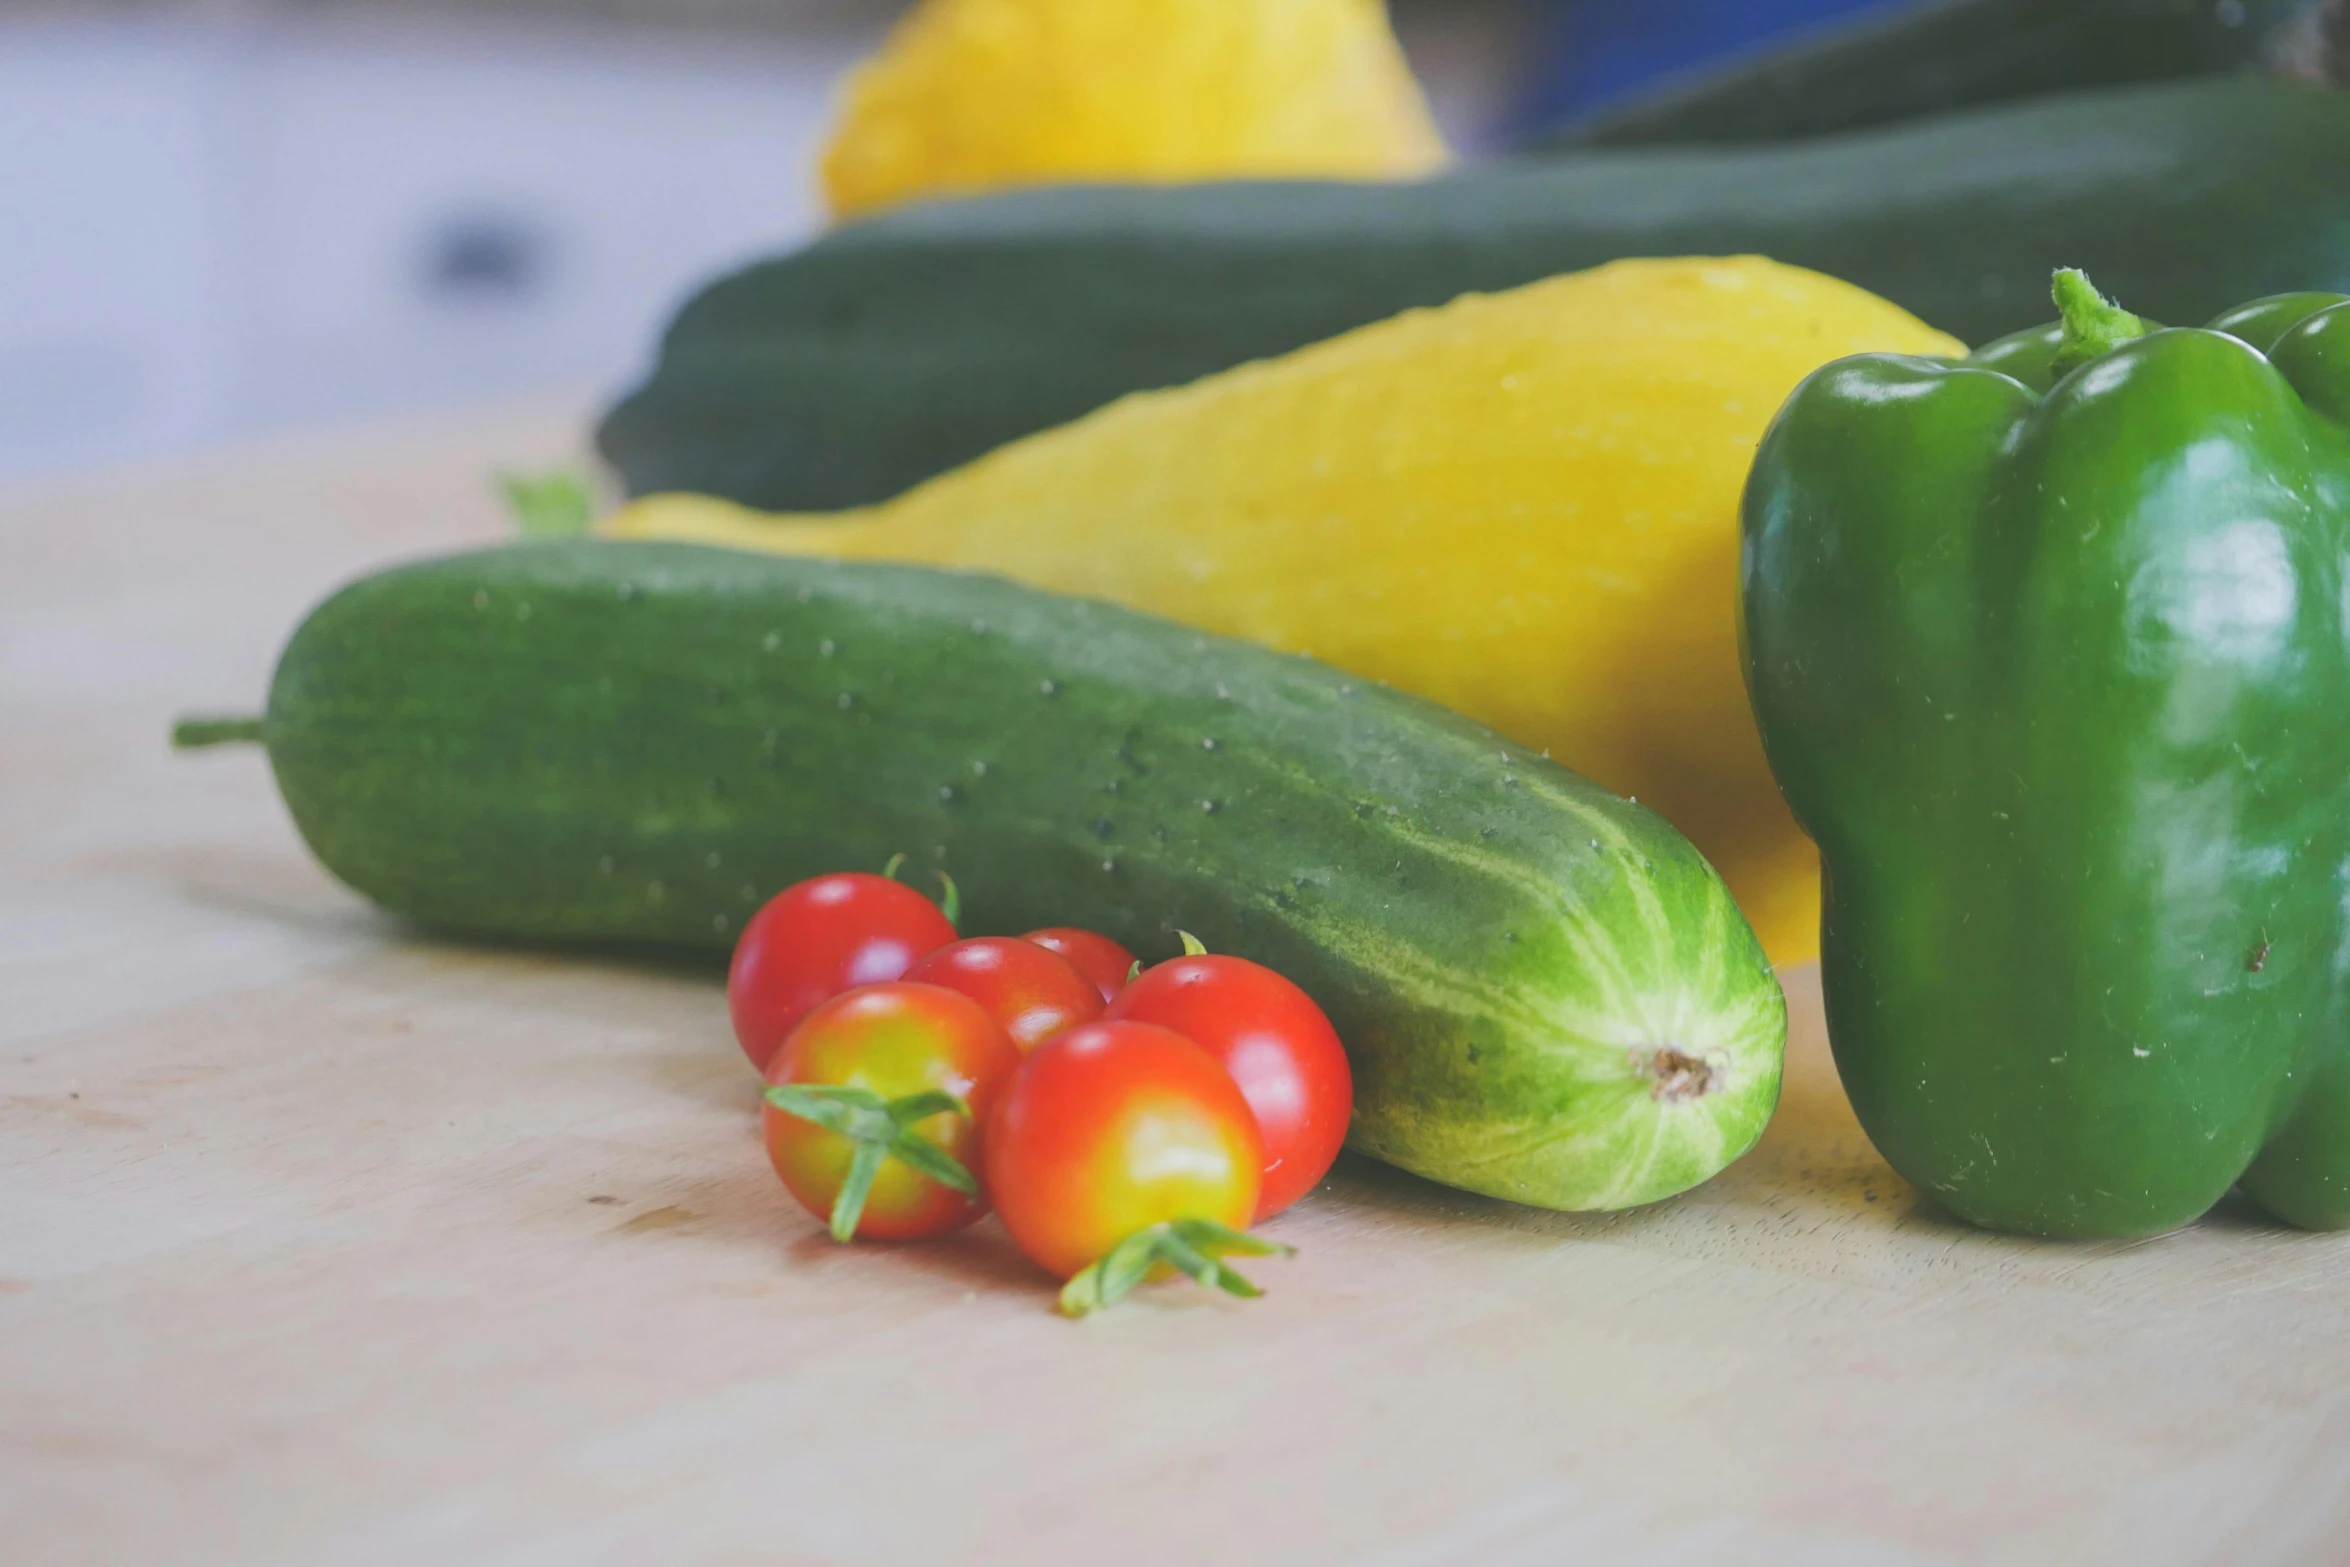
1742, 275, 2350, 1238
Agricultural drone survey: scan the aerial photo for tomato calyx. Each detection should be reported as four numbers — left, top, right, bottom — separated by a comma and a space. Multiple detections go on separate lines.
762, 1084, 979, 1243
1058, 1218, 1295, 1317
1124, 932, 1209, 986
879, 853, 961, 929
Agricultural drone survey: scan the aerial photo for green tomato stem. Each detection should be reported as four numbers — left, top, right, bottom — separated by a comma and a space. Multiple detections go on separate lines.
830, 1139, 887, 1243
763, 1083, 978, 1242
1057, 1219, 1295, 1317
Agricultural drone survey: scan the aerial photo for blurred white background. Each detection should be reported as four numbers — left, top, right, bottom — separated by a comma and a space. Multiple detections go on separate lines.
0, 1, 1526, 485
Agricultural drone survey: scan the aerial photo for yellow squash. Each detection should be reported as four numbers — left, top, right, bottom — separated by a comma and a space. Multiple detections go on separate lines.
820, 0, 1447, 222
608, 257, 1964, 965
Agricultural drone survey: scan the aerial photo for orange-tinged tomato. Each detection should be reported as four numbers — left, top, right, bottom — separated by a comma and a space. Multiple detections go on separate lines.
764, 982, 1021, 1241
905, 936, 1104, 1050
986, 1021, 1263, 1280
1107, 951, 1351, 1219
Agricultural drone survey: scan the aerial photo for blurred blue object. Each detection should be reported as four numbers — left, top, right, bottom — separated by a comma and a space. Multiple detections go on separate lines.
1517, 0, 1926, 134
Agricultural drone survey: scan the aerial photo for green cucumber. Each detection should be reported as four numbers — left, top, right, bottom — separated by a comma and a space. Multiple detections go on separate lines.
598, 77, 2350, 512
1533, 0, 2318, 148
182, 540, 1784, 1212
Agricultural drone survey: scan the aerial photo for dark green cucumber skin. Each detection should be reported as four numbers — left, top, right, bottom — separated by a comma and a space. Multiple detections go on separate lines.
1533, 0, 2313, 149
598, 78, 2350, 512
260, 542, 1780, 1206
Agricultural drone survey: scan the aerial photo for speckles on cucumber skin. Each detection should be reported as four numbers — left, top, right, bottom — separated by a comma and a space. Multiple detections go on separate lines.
1039, 680, 1061, 698
836, 693, 855, 711
938, 784, 962, 805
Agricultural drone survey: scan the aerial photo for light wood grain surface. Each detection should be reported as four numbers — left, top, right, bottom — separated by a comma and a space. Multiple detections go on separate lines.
4, 402, 2348, 1567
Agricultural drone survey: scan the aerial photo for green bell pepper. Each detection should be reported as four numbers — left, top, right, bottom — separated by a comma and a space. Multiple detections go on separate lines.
1742, 271, 2350, 1238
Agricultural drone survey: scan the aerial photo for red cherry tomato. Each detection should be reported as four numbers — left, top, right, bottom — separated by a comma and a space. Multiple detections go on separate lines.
904, 937, 1105, 1051
988, 1021, 1288, 1313
1021, 928, 1138, 1004
729, 872, 957, 1071
763, 982, 1021, 1242
1107, 951, 1352, 1219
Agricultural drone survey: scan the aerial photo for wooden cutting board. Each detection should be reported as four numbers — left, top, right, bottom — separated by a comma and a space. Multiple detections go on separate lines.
3, 400, 2345, 1566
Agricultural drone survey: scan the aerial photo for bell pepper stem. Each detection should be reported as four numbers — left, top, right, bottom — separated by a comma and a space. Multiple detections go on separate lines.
2050, 269, 2148, 379
172, 715, 266, 749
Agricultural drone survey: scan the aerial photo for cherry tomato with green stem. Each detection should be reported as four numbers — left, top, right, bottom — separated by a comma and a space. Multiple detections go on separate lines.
985, 1020, 1291, 1315
906, 937, 1104, 1051
763, 981, 1020, 1242
1107, 934, 1353, 1219
729, 863, 958, 1071
1021, 928, 1138, 1004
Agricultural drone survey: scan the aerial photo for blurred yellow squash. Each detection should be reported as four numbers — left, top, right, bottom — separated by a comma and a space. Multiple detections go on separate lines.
820, 0, 1447, 221
607, 257, 1964, 965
